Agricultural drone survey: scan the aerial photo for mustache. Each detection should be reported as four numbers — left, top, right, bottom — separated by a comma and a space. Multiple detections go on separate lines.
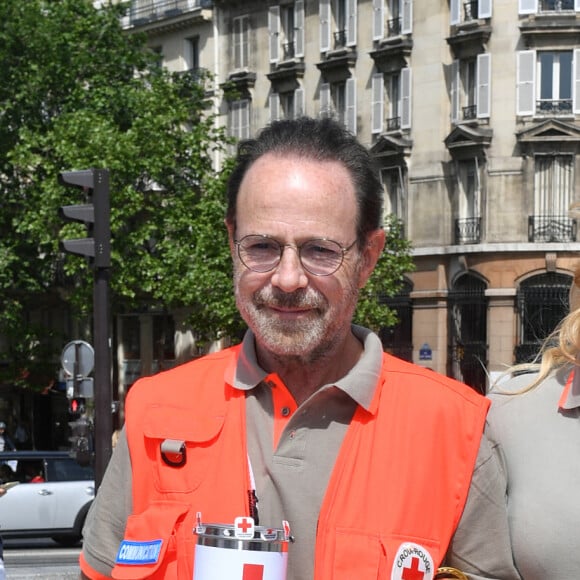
254, 287, 325, 309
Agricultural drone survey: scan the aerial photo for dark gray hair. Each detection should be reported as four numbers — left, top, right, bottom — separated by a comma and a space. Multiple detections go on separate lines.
225, 117, 383, 246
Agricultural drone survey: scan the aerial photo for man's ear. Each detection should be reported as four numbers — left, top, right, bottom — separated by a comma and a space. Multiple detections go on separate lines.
225, 219, 236, 254
358, 228, 386, 288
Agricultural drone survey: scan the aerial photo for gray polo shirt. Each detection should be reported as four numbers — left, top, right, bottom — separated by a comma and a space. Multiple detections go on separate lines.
81, 327, 520, 579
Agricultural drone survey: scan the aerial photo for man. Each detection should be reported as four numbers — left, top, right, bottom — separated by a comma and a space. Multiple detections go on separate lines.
80, 117, 519, 580
0, 422, 15, 453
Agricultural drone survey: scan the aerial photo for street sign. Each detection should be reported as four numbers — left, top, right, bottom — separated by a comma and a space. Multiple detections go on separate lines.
61, 340, 95, 378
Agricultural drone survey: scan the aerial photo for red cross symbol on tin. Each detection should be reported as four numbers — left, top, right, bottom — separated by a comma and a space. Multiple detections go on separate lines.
402, 557, 426, 580
237, 518, 253, 534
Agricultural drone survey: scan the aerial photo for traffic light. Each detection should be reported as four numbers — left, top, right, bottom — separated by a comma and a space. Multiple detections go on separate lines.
59, 168, 110, 268
69, 396, 86, 418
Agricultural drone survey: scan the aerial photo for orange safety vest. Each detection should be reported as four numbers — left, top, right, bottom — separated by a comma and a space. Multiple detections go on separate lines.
105, 346, 488, 580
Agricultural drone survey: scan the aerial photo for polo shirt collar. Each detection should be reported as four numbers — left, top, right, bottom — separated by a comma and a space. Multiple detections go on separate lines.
229, 325, 383, 411
559, 367, 580, 410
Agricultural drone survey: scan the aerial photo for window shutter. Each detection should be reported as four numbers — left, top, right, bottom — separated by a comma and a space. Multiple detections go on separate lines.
320, 0, 331, 52
401, 68, 412, 129
373, 0, 384, 40
372, 73, 384, 134
402, 0, 413, 34
320, 82, 331, 117
451, 60, 460, 123
450, 0, 460, 25
574, 49, 580, 114
576, 0, 580, 12
517, 50, 536, 116
295, 87, 305, 117
242, 100, 250, 139
476, 53, 491, 118
270, 93, 280, 123
478, 0, 492, 18
346, 77, 357, 134
269, 6, 280, 64
518, 0, 537, 14
294, 0, 305, 58
347, 0, 358, 47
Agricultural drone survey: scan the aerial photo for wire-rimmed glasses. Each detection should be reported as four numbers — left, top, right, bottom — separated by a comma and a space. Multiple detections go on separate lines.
235, 234, 357, 276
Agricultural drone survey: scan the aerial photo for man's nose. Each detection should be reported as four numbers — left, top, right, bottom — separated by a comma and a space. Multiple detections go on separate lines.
270, 246, 308, 292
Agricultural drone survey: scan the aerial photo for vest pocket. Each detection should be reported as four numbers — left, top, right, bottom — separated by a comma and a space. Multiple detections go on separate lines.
332, 528, 382, 578
143, 405, 224, 492
112, 501, 190, 579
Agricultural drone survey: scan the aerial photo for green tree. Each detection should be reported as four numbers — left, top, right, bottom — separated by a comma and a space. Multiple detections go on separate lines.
0, 0, 414, 390
0, 0, 239, 387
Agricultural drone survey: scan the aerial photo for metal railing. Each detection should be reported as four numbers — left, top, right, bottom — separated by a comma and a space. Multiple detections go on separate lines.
536, 99, 573, 116
128, 0, 205, 26
455, 217, 481, 244
539, 0, 574, 11
333, 29, 347, 48
283, 41, 296, 60
387, 17, 402, 36
386, 116, 401, 131
528, 215, 577, 242
462, 104, 477, 120
463, 0, 479, 20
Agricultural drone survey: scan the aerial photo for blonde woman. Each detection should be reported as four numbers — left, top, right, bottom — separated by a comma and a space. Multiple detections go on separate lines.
486, 267, 580, 579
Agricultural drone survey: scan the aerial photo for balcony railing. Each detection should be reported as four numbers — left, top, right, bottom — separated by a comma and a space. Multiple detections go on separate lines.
528, 215, 577, 242
539, 0, 574, 11
455, 217, 481, 244
333, 29, 347, 49
463, 0, 479, 20
386, 116, 401, 131
536, 99, 573, 116
128, 0, 205, 27
283, 41, 296, 60
462, 104, 477, 120
387, 17, 402, 36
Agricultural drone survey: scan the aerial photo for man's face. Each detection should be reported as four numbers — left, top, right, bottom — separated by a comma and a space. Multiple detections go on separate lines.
228, 152, 382, 362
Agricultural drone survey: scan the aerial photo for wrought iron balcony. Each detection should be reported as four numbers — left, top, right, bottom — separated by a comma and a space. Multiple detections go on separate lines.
462, 104, 477, 120
528, 215, 577, 242
128, 0, 206, 27
283, 41, 296, 60
455, 217, 481, 244
386, 116, 401, 131
539, 0, 574, 11
333, 29, 347, 49
463, 0, 479, 20
536, 99, 573, 116
387, 17, 402, 36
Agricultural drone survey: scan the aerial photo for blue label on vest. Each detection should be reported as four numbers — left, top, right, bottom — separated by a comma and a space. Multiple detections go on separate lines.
116, 539, 163, 565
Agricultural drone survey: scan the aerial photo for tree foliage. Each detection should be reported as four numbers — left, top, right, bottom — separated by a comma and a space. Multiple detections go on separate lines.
0, 0, 239, 386
0, 0, 414, 389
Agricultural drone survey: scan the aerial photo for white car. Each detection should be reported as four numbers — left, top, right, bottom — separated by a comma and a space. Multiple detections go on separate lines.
0, 450, 94, 546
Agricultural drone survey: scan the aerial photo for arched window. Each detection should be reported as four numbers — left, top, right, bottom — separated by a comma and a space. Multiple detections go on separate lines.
379, 279, 413, 362
515, 272, 571, 363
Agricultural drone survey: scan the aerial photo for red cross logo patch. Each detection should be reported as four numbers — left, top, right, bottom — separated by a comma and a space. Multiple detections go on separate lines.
234, 516, 255, 540
391, 542, 434, 580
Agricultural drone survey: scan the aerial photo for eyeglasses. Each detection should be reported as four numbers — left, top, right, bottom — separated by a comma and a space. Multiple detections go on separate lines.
235, 234, 358, 277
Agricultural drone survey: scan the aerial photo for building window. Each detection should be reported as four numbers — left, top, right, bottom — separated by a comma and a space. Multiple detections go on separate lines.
233, 15, 250, 70
270, 88, 305, 122
320, 78, 357, 134
515, 272, 571, 363
269, 2, 305, 63
373, 0, 413, 39
229, 99, 251, 141
519, 0, 577, 15
320, 0, 357, 52
528, 154, 576, 242
381, 166, 406, 220
454, 158, 481, 244
517, 49, 580, 117
372, 69, 412, 133
379, 279, 413, 362
451, 53, 491, 122
184, 36, 199, 72
450, 0, 492, 24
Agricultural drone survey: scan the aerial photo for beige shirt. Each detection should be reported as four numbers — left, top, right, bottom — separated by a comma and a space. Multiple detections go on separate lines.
82, 327, 520, 579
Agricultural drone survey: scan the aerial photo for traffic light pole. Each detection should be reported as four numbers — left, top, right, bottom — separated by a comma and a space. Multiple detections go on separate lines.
59, 168, 112, 490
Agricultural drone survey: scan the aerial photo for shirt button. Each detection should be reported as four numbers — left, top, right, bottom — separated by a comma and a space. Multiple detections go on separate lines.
281, 407, 291, 417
